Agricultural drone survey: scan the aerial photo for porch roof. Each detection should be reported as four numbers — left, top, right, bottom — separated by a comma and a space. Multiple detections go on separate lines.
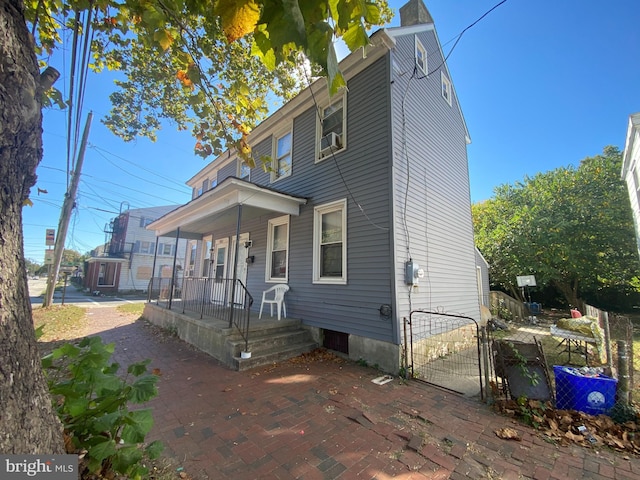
147, 177, 308, 239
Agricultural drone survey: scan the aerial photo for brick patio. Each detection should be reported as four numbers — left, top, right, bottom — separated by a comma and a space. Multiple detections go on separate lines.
89, 308, 640, 479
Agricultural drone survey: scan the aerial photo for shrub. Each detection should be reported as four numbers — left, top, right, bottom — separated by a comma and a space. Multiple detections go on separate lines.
42, 337, 163, 479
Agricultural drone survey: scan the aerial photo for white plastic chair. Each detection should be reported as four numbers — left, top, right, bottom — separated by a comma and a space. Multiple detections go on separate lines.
259, 284, 289, 320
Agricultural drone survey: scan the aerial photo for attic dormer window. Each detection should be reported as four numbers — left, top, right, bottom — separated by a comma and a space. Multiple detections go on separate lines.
441, 72, 452, 106
415, 37, 427, 75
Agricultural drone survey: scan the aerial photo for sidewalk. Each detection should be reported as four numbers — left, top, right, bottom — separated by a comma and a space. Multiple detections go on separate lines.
92, 310, 640, 479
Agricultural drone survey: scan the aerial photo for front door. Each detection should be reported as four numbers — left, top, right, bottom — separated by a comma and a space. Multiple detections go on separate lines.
230, 233, 250, 305
213, 238, 228, 280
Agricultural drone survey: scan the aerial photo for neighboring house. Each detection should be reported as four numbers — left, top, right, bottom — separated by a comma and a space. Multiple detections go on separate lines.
84, 206, 187, 294
622, 112, 640, 259
147, 0, 482, 372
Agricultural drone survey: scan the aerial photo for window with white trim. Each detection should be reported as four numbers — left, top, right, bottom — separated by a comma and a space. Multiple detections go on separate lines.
160, 243, 173, 256
441, 72, 452, 106
139, 241, 154, 254
186, 242, 197, 277
239, 161, 250, 179
266, 215, 289, 282
98, 262, 117, 286
313, 199, 347, 284
415, 37, 427, 75
272, 132, 292, 182
317, 93, 346, 160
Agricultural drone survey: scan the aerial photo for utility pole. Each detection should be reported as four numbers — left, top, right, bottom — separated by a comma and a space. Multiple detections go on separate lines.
43, 112, 93, 307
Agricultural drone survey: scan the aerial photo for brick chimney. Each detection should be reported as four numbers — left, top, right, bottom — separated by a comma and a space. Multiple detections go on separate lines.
399, 0, 434, 26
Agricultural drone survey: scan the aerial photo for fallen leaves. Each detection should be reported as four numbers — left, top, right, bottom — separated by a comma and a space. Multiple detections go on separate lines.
494, 398, 640, 453
495, 427, 521, 441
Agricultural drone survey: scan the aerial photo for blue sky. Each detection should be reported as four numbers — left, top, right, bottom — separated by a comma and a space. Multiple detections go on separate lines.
23, 0, 640, 263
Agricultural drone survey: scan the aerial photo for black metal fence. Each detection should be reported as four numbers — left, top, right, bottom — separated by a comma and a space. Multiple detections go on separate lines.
405, 310, 484, 400
148, 276, 253, 352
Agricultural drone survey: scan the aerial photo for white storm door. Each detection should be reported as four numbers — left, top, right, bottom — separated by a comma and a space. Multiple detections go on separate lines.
230, 233, 250, 305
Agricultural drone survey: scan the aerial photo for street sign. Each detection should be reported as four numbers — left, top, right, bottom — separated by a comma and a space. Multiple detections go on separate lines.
44, 249, 54, 265
46, 229, 55, 246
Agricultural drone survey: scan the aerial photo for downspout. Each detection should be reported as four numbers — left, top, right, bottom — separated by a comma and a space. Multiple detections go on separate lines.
229, 204, 242, 327
168, 227, 180, 310
148, 237, 159, 302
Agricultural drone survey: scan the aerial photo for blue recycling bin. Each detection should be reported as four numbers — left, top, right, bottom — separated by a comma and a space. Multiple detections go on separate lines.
524, 302, 542, 314
553, 366, 617, 415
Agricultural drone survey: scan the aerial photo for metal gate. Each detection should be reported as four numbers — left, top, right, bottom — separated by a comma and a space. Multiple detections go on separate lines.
405, 310, 484, 399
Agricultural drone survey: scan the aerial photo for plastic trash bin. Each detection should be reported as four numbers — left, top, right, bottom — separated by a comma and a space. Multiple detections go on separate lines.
524, 302, 542, 314
553, 366, 617, 415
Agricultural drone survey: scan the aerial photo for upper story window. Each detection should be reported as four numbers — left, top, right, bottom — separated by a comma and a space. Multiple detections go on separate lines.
139, 217, 154, 228
317, 93, 346, 160
266, 215, 289, 282
441, 72, 452, 106
239, 161, 251, 179
313, 199, 347, 284
633, 164, 640, 192
194, 172, 218, 198
415, 37, 427, 75
272, 132, 292, 182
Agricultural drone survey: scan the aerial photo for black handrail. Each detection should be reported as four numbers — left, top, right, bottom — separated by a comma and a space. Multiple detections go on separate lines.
151, 277, 253, 353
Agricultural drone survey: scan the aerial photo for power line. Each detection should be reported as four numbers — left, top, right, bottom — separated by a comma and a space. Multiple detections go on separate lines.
88, 144, 192, 192
88, 146, 193, 195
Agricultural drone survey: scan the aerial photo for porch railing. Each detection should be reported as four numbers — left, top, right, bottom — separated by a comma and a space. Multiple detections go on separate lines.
148, 276, 254, 353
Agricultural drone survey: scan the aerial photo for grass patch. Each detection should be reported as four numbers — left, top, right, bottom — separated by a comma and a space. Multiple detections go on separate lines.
116, 302, 145, 317
33, 305, 87, 342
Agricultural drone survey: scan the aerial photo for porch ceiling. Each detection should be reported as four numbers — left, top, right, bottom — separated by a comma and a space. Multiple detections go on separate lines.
147, 177, 308, 239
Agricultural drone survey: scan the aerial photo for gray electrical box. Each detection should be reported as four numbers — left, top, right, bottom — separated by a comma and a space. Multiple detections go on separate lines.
405, 260, 420, 285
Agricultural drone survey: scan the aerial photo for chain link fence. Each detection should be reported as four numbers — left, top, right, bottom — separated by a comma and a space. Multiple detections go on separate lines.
486, 303, 636, 418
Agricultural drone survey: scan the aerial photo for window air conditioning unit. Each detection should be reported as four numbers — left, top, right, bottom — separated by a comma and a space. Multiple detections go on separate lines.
320, 132, 341, 157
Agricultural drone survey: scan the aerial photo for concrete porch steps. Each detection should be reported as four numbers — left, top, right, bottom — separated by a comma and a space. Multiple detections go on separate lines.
142, 303, 317, 371
229, 327, 318, 371
232, 340, 318, 371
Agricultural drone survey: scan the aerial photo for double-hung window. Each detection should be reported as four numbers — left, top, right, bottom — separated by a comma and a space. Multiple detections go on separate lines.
272, 132, 292, 182
313, 199, 347, 284
160, 243, 173, 256
239, 161, 251, 180
441, 72, 452, 106
266, 215, 289, 282
317, 92, 346, 160
415, 37, 427, 75
139, 241, 154, 254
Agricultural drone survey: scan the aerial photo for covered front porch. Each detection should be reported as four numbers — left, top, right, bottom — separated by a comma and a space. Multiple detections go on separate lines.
145, 177, 314, 369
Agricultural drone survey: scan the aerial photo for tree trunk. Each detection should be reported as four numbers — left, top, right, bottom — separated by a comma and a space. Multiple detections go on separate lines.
0, 0, 64, 453
553, 279, 580, 310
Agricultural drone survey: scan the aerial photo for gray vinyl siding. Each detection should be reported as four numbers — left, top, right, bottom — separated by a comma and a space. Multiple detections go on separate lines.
238, 57, 395, 343
389, 29, 481, 324
217, 161, 237, 183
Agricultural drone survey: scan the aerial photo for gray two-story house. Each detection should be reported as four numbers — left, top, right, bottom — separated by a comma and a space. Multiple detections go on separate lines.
146, 0, 483, 374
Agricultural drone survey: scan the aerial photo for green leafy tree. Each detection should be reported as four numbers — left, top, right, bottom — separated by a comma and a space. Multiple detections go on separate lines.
25, 258, 43, 276
61, 249, 87, 267
1, 0, 391, 454
473, 146, 640, 308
